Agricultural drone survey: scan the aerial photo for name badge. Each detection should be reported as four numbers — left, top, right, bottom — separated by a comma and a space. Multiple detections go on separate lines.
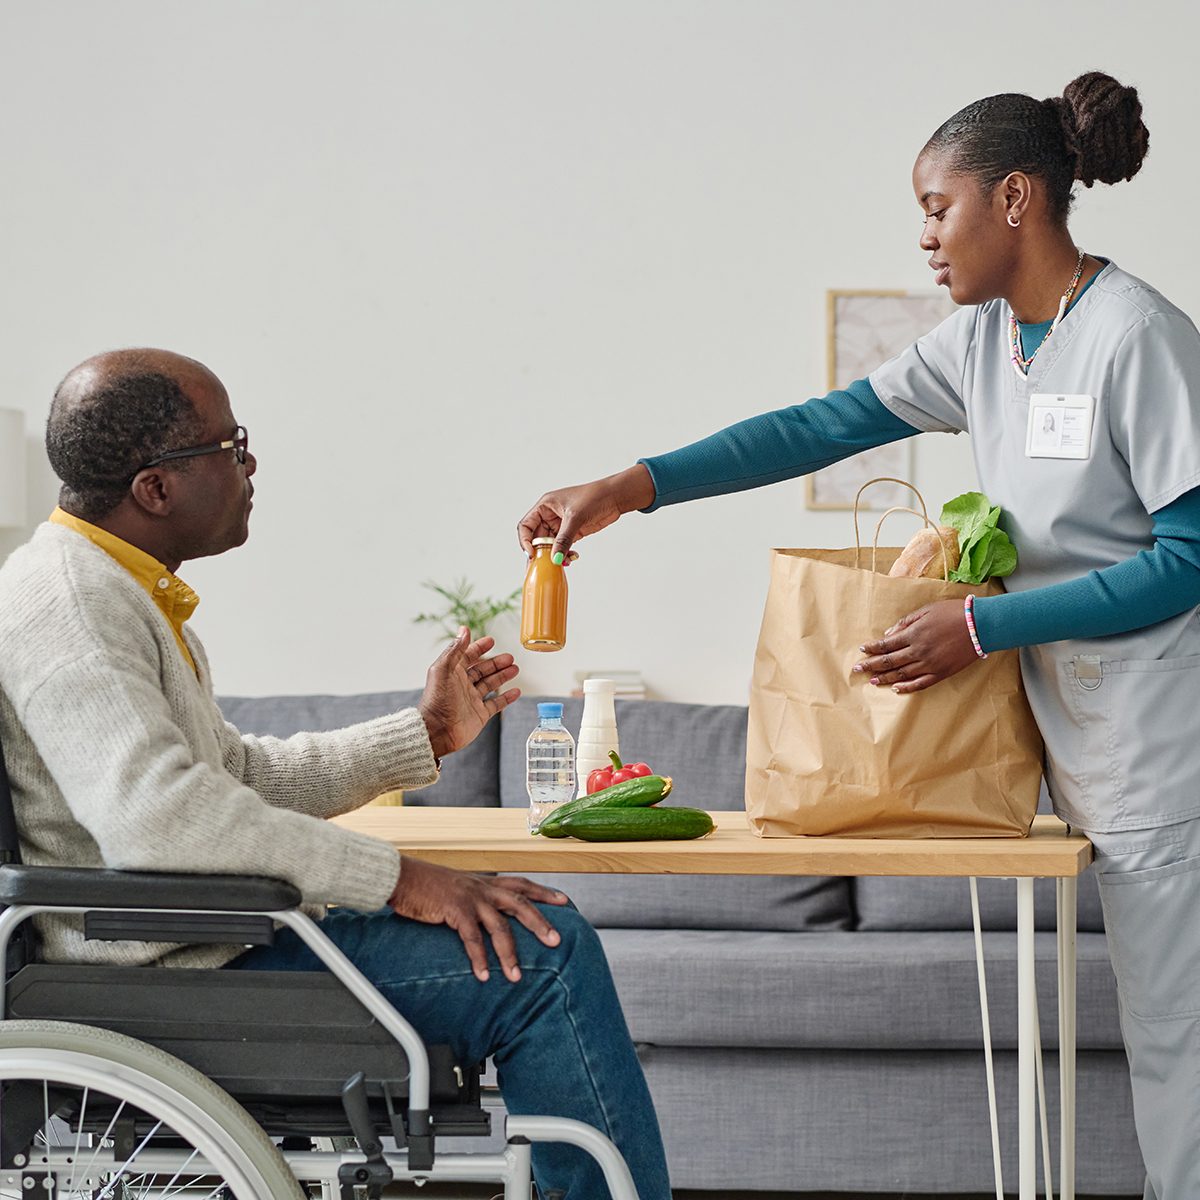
1026, 393, 1095, 460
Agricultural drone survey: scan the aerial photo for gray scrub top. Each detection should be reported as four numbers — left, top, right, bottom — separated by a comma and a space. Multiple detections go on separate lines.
870, 261, 1200, 834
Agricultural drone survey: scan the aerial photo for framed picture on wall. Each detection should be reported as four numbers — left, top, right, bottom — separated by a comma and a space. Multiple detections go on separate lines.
806, 289, 955, 510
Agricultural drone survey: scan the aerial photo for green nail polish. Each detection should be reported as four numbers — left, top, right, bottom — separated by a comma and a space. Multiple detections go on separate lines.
552, 552, 564, 566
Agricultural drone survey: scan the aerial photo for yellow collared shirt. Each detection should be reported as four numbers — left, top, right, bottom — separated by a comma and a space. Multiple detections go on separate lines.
49, 508, 200, 674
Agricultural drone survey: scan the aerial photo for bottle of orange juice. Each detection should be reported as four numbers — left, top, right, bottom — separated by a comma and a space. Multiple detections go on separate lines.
521, 538, 568, 652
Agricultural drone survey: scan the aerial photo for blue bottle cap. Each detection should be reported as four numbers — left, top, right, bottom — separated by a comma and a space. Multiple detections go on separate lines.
537, 702, 564, 719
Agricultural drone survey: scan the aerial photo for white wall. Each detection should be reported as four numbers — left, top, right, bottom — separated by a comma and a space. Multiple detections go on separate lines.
1, 1, 1196, 704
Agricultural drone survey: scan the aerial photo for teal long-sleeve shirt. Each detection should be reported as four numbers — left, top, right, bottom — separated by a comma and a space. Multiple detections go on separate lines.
638, 379, 1200, 654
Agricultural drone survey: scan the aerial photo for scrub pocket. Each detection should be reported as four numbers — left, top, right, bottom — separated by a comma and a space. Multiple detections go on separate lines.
1097, 849, 1200, 1021
1067, 654, 1200, 828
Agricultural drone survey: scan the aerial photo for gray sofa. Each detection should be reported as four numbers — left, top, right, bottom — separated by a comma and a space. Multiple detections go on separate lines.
217, 689, 1145, 1195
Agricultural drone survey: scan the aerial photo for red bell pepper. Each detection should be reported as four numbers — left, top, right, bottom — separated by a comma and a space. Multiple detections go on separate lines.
586, 764, 612, 794
587, 751, 654, 794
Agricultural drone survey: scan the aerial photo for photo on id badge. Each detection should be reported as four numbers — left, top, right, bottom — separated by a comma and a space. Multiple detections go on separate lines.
1026, 393, 1095, 460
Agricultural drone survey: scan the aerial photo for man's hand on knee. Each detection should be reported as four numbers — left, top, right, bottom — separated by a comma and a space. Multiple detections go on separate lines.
388, 857, 569, 983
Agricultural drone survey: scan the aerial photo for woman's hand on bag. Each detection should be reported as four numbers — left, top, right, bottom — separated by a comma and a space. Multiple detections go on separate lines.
517, 465, 656, 561
855, 599, 979, 694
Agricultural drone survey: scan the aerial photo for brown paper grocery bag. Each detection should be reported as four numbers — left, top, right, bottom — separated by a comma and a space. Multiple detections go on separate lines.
745, 482, 1043, 838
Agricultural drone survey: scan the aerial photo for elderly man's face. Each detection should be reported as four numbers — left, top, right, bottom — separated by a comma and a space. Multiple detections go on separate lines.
168, 365, 257, 560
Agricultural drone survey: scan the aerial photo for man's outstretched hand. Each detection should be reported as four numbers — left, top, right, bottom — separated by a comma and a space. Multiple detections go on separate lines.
419, 627, 521, 760
389, 857, 569, 982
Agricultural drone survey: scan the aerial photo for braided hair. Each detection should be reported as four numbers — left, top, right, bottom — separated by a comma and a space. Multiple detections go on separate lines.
46, 364, 202, 522
923, 71, 1150, 225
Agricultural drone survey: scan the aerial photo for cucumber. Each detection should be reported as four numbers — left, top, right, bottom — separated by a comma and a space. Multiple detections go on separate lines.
558, 806, 714, 842
536, 775, 673, 838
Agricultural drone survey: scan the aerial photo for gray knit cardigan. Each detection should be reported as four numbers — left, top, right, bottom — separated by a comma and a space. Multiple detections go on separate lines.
0, 523, 439, 968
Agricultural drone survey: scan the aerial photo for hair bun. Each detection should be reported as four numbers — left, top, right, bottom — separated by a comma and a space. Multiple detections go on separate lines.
1059, 71, 1149, 188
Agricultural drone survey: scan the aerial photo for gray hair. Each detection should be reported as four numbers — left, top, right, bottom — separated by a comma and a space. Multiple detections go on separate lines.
46, 366, 203, 521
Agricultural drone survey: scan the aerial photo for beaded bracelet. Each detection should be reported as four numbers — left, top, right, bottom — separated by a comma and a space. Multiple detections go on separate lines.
964, 594, 988, 660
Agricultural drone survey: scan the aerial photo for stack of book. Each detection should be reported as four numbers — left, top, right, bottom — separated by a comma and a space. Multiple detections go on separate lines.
571, 669, 647, 701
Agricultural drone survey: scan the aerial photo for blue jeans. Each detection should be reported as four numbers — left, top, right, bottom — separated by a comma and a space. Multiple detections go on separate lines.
228, 903, 670, 1200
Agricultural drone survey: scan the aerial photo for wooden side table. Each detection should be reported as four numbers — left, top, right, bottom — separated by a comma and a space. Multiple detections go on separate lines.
337, 807, 1093, 1200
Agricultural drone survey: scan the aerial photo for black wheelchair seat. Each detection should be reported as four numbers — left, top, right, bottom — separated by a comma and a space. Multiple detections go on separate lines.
5, 962, 488, 1136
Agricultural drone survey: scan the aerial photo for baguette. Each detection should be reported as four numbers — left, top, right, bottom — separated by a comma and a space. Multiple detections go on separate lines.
888, 526, 961, 580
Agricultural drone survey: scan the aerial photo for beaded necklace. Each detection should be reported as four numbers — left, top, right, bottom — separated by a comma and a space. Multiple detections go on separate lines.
1007, 248, 1087, 379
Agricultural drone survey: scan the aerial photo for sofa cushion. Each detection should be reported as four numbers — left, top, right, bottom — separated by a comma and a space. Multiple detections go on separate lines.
216, 689, 500, 808
853, 778, 1105, 933
499, 697, 852, 932
854, 871, 1105, 933
631, 1046, 1141, 1196
597, 928, 1123, 1051
553, 872, 851, 933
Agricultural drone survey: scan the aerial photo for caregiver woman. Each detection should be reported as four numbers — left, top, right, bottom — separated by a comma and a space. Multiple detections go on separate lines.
518, 72, 1200, 1199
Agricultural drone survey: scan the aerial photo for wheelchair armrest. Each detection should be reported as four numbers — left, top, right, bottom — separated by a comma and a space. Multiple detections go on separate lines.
0, 865, 302, 912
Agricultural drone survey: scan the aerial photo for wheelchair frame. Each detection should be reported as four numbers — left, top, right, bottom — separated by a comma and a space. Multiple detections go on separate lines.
0, 734, 640, 1200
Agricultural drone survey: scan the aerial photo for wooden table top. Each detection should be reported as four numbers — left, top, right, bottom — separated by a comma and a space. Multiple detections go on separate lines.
335, 807, 1092, 878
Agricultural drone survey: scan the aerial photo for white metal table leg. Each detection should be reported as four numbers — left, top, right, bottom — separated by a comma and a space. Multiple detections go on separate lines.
1018, 876, 1037, 1199
970, 877, 1005, 1200
1057, 875, 1078, 1200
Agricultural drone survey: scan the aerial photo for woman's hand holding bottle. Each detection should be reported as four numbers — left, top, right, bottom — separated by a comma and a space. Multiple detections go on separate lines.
517, 464, 656, 561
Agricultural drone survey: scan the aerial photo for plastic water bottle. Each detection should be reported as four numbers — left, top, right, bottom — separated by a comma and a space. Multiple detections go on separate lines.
526, 702, 576, 833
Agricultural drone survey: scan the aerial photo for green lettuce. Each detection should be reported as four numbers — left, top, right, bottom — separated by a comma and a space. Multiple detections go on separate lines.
939, 492, 1017, 585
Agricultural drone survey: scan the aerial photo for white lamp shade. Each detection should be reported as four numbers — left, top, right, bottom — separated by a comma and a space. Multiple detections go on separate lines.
0, 408, 27, 528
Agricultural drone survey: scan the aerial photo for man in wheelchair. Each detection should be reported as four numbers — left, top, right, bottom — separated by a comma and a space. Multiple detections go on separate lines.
0, 348, 670, 1199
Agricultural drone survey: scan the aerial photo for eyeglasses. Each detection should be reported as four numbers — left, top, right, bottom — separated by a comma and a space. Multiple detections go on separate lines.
138, 426, 249, 472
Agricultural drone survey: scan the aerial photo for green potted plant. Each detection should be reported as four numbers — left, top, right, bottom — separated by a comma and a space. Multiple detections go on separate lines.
372, 579, 520, 809
413, 577, 521, 642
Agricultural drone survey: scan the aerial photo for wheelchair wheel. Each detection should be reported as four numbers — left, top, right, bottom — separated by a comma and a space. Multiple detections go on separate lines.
0, 1019, 304, 1199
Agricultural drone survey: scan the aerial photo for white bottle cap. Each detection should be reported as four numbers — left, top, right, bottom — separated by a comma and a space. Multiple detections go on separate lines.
583, 678, 616, 693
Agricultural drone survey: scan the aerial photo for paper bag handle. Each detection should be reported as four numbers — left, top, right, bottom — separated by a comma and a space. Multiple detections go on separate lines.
870, 506, 952, 581
852, 477, 930, 564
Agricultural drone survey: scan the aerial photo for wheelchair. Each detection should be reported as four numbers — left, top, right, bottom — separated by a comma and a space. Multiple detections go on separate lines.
0, 735, 639, 1199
